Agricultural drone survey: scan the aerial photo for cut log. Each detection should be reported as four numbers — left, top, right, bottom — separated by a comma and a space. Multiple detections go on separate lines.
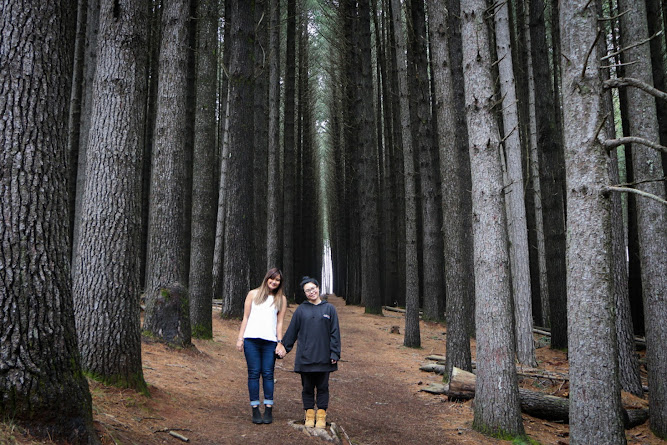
419, 363, 445, 375
625, 409, 649, 429
446, 367, 647, 428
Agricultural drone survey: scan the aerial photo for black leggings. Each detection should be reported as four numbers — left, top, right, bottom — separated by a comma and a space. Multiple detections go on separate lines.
300, 372, 330, 410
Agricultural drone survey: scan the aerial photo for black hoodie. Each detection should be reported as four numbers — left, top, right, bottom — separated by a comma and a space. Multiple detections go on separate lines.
282, 299, 341, 373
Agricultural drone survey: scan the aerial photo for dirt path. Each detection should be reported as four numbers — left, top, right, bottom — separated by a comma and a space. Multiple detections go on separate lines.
9, 295, 660, 444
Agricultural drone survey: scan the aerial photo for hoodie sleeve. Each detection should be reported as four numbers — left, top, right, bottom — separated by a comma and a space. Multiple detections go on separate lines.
282, 306, 301, 353
329, 305, 341, 361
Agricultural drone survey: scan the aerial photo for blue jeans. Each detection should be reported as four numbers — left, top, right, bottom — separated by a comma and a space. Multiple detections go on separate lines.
243, 338, 276, 406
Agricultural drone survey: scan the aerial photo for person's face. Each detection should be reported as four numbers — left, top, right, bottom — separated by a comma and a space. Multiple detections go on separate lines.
303, 283, 320, 302
267, 275, 281, 291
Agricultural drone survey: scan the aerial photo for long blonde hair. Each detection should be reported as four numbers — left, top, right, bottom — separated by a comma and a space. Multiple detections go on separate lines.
253, 268, 284, 312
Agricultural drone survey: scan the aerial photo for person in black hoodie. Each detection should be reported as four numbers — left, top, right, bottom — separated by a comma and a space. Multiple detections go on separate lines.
276, 276, 341, 429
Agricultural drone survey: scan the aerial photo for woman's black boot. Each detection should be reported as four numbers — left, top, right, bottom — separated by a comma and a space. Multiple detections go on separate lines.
263, 405, 273, 424
252, 406, 263, 424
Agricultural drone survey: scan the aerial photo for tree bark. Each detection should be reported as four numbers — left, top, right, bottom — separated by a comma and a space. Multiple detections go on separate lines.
72, 0, 149, 391
357, 0, 383, 315
389, 0, 420, 348
266, 0, 282, 270
544, 0, 568, 351
560, 0, 626, 442
407, 0, 445, 323
0, 2, 98, 441
460, 0, 524, 436
493, 0, 536, 367
71, 0, 100, 269
282, 0, 297, 301
221, 0, 255, 318
189, 0, 218, 339
143, 0, 192, 346
252, 0, 269, 285
522, 0, 551, 328
426, 0, 472, 378
617, 0, 667, 436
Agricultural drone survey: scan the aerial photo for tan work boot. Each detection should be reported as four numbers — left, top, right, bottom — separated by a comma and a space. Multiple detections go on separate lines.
315, 409, 327, 429
304, 409, 315, 427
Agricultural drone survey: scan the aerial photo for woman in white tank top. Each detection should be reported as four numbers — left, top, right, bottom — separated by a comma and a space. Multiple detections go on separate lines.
236, 268, 288, 424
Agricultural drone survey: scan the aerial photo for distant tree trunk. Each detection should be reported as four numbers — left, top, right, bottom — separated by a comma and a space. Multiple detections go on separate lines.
494, 0, 536, 367
266, 0, 282, 269
67, 0, 87, 253
0, 2, 97, 441
522, 0, 550, 328
212, 0, 232, 299
189, 0, 218, 339
427, 0, 472, 378
390, 0, 420, 348
143, 0, 192, 346
72, 0, 149, 391
560, 0, 626, 442
645, 0, 667, 179
221, 0, 255, 317
71, 0, 100, 268
596, 0, 642, 398
212, 83, 231, 298
617, 0, 667, 435
283, 0, 297, 301
356, 0, 382, 314
407, 0, 445, 322
534, 0, 567, 346
446, 0, 475, 336
252, 0, 269, 285
141, 0, 162, 289
460, 0, 524, 436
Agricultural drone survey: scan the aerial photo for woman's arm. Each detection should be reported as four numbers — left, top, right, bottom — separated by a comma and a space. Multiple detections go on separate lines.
275, 295, 288, 357
236, 291, 254, 351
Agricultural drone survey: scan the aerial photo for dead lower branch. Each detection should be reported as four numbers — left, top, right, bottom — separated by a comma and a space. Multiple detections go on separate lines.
601, 30, 664, 61
603, 136, 667, 154
604, 77, 667, 101
604, 186, 667, 205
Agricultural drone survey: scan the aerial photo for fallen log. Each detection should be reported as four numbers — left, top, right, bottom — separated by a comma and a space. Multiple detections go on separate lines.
447, 367, 647, 428
419, 363, 446, 375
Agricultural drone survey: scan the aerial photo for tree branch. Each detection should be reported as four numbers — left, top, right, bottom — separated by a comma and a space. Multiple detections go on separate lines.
604, 77, 667, 102
604, 186, 667, 206
603, 136, 667, 154
601, 30, 664, 61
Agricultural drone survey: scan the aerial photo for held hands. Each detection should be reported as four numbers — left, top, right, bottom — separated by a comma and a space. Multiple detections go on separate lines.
275, 343, 286, 358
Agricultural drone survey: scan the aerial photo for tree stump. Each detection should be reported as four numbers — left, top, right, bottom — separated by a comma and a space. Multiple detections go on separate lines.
143, 282, 191, 347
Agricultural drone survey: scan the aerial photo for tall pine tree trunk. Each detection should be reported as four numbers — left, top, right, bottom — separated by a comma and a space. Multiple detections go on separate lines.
72, 0, 149, 391
560, 0, 625, 442
266, 0, 282, 269
408, 0, 445, 322
390, 0, 420, 348
222, 0, 255, 317
426, 0, 472, 378
460, 0, 524, 436
494, 0, 536, 367
357, 0, 382, 314
143, 0, 192, 346
617, 0, 667, 435
252, 0, 269, 285
0, 2, 97, 441
189, 0, 218, 339
282, 0, 297, 301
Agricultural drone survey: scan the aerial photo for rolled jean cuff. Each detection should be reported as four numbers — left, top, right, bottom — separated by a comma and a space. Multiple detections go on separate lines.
263, 399, 273, 406
250, 400, 261, 407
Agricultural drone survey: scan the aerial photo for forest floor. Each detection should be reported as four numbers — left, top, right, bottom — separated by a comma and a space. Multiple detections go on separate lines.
2, 295, 663, 445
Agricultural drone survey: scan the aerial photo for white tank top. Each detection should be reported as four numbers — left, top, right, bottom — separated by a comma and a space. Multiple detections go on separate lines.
243, 294, 278, 342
